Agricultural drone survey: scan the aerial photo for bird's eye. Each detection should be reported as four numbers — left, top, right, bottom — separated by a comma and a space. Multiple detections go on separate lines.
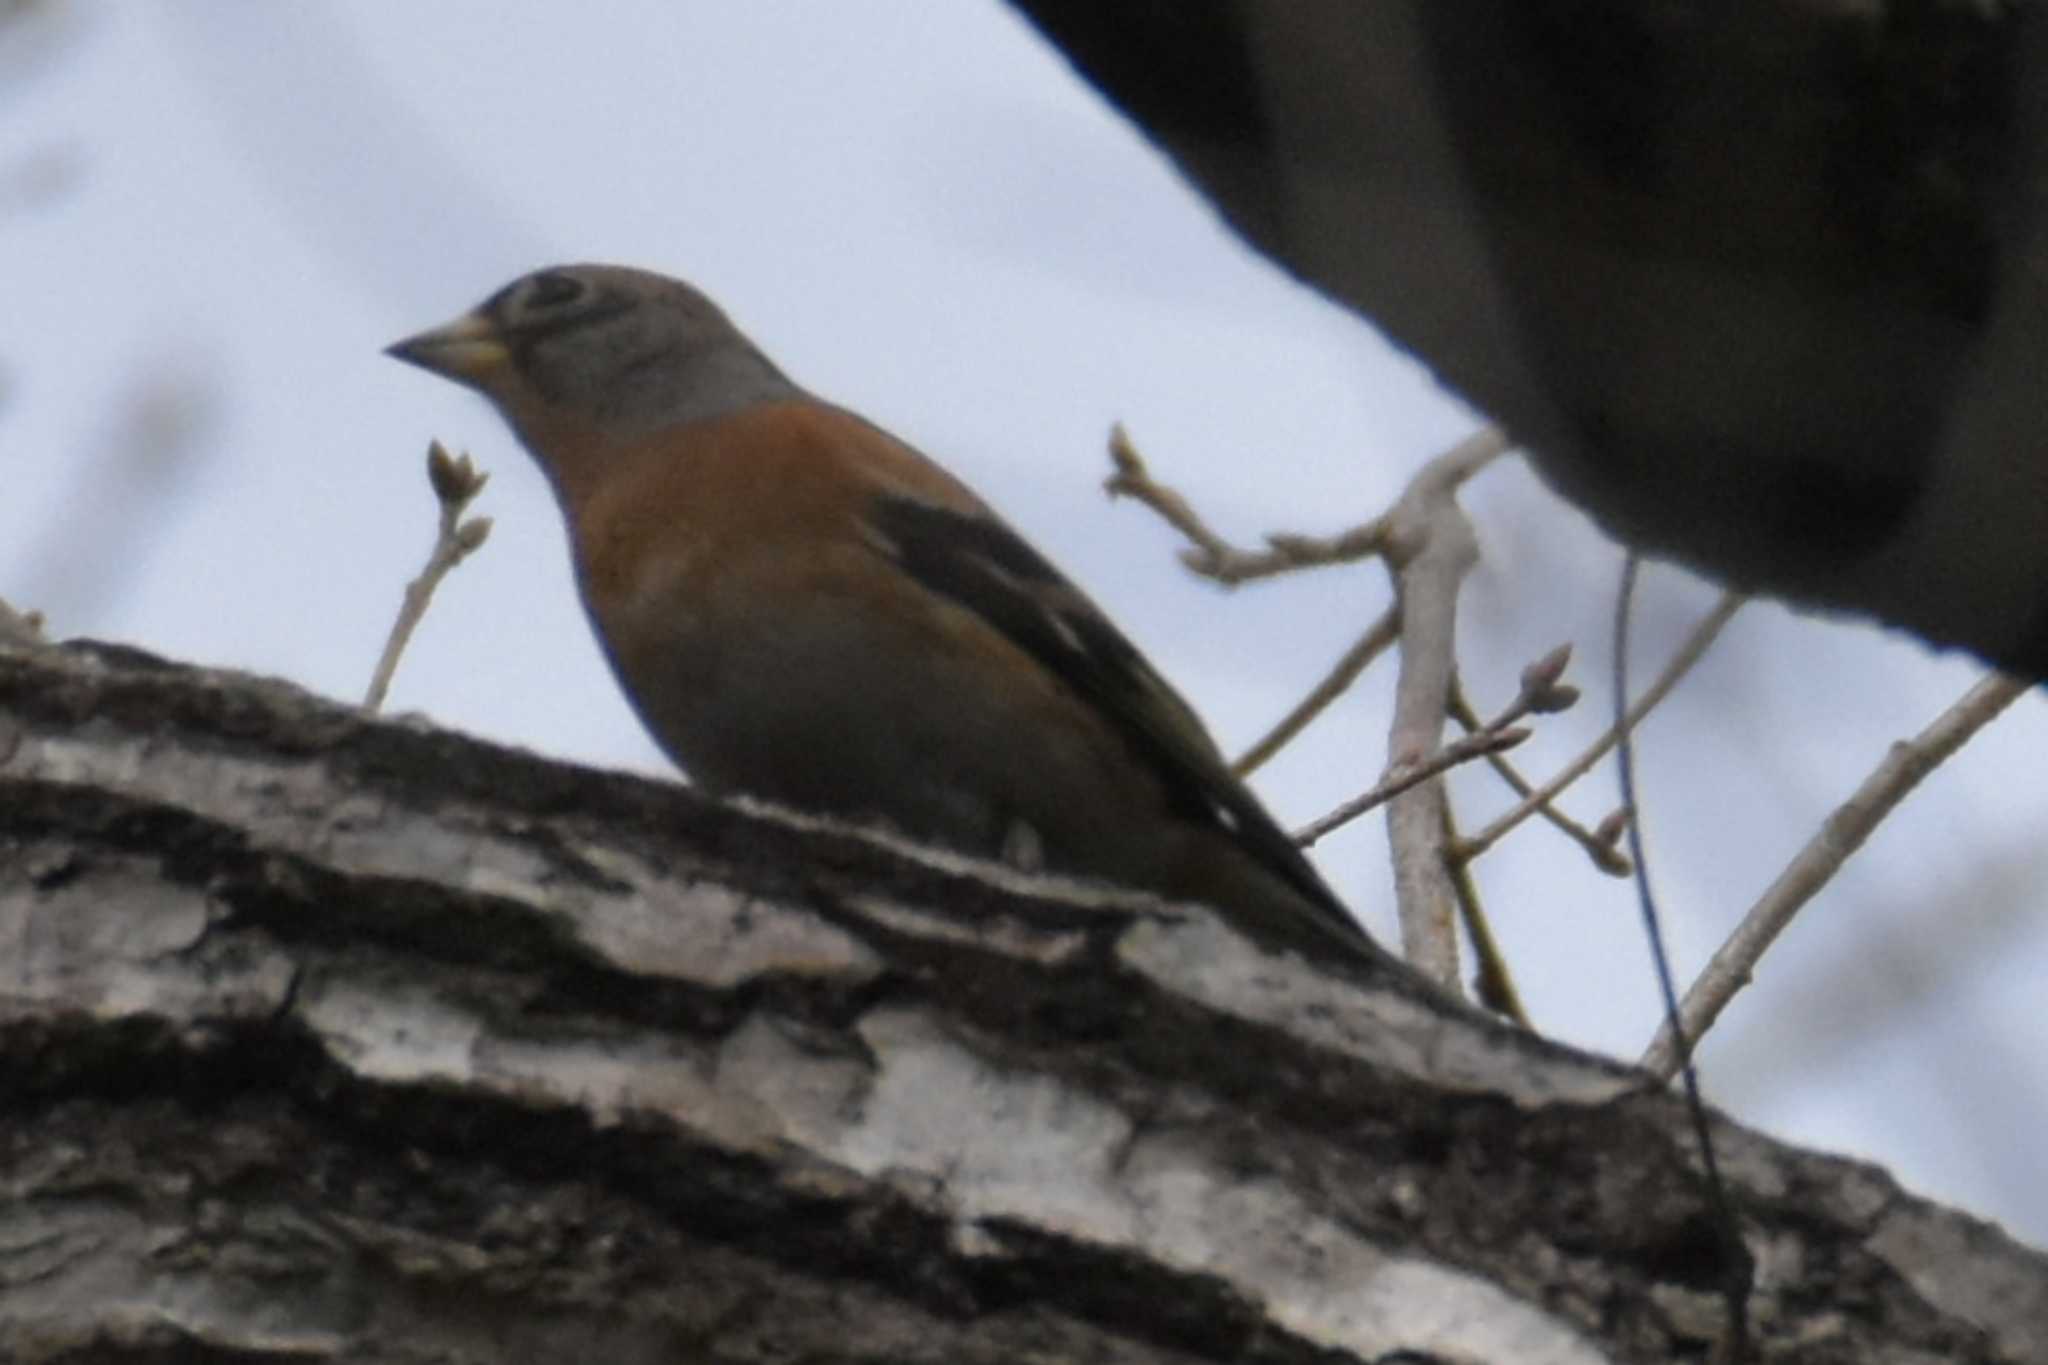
523, 272, 588, 312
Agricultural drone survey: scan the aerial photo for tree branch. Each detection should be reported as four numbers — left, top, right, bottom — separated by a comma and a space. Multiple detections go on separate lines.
1643, 670, 2032, 1079
1, 640, 2042, 1363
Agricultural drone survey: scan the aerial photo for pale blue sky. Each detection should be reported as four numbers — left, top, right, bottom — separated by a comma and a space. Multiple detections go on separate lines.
7, 1, 2045, 1244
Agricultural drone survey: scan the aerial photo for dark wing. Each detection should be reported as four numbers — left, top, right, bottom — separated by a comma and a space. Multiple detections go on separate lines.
865, 492, 1367, 948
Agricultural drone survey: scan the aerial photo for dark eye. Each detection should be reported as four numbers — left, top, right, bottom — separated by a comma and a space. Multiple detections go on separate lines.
523, 271, 587, 312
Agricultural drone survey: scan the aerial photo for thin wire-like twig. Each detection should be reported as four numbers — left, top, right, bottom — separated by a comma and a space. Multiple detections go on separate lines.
1301, 643, 1576, 848
1295, 724, 1529, 847
1641, 668, 2031, 1080
1611, 556, 1751, 1359
364, 442, 493, 713
1447, 678, 1630, 874
1234, 606, 1399, 776
1455, 589, 1745, 864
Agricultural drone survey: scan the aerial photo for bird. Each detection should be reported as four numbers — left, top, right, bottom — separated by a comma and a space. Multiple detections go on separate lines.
387, 265, 1385, 966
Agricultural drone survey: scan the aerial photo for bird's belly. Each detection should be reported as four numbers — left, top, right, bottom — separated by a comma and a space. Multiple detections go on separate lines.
598, 591, 1169, 880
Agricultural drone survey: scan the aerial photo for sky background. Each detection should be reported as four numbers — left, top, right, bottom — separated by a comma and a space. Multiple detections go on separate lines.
7, 1, 2047, 1248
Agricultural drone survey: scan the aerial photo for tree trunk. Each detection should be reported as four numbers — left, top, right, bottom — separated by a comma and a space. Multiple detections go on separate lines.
1, 639, 2042, 1363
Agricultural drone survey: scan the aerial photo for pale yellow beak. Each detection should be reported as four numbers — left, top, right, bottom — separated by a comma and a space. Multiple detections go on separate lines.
385, 310, 511, 385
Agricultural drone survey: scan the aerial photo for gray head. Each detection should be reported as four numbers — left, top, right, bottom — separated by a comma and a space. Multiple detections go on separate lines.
388, 264, 800, 436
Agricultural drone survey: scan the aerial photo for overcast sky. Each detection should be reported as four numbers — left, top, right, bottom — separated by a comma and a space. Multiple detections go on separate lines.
7, 1, 2046, 1246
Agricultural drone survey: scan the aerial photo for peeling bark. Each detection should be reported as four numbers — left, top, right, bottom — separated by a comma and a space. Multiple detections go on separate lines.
1, 640, 2043, 1363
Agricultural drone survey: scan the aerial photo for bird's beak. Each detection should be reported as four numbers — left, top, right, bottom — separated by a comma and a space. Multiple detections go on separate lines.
385, 310, 511, 386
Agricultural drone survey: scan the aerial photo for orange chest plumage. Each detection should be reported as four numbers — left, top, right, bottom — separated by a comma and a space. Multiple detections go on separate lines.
545, 401, 970, 620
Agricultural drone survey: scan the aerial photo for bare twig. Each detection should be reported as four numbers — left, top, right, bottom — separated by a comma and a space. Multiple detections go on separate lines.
1201, 520, 1396, 585
1103, 424, 1247, 572
1641, 669, 2030, 1080
1455, 590, 1745, 865
1105, 421, 1512, 985
1379, 430, 1510, 987
364, 442, 493, 713
1296, 724, 1528, 847
1233, 606, 1399, 776
1106, 424, 1512, 585
1302, 643, 1575, 847
1444, 800, 1528, 1027
1447, 678, 1631, 875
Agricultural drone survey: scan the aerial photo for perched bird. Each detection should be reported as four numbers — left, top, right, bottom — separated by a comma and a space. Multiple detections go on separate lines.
388, 265, 1382, 965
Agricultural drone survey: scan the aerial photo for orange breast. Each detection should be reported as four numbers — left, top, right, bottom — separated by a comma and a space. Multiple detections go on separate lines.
552, 398, 989, 636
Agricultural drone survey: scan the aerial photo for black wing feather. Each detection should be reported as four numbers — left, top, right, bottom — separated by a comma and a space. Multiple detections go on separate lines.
868, 493, 1366, 947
